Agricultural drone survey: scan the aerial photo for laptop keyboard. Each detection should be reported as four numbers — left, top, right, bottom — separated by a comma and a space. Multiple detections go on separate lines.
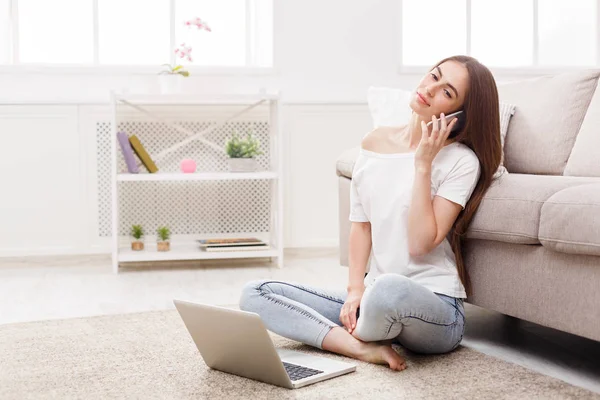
282, 362, 324, 381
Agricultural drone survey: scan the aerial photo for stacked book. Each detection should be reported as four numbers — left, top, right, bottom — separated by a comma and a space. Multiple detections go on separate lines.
197, 237, 270, 252
118, 131, 159, 173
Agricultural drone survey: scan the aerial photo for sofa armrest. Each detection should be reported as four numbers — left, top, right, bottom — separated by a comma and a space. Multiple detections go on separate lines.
336, 146, 359, 179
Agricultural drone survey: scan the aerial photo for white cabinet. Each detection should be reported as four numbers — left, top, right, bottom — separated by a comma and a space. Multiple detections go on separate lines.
109, 92, 284, 272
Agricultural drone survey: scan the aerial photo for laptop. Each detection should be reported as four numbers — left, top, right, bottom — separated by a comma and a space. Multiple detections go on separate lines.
173, 299, 356, 389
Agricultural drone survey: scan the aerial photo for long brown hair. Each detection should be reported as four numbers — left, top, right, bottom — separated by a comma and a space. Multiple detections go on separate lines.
433, 55, 502, 297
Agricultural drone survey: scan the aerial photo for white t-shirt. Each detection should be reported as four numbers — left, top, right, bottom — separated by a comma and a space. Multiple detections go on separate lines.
349, 141, 481, 299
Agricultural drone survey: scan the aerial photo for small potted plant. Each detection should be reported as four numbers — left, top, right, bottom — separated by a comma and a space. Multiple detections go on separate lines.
157, 17, 211, 94
225, 129, 264, 172
131, 224, 144, 251
158, 61, 189, 94
157, 226, 171, 252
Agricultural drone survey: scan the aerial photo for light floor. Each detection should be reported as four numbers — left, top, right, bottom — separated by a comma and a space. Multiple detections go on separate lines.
1, 249, 599, 395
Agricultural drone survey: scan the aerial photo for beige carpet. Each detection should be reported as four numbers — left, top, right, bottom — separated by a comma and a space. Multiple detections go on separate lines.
1, 310, 597, 400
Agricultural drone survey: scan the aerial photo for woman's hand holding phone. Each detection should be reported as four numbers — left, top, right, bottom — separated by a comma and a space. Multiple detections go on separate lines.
416, 113, 459, 170
426, 110, 463, 131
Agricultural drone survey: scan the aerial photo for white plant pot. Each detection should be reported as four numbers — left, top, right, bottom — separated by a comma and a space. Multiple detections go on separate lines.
228, 158, 258, 172
158, 74, 184, 94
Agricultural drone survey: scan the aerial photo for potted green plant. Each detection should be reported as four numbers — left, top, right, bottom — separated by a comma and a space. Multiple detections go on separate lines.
131, 224, 144, 251
158, 64, 189, 94
225, 129, 264, 172
157, 17, 211, 94
157, 226, 171, 252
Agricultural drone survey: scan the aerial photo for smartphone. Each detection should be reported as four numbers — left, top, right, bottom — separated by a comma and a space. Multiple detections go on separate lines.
426, 110, 464, 133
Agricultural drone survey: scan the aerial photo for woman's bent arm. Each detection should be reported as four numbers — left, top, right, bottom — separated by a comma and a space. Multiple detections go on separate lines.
347, 221, 372, 292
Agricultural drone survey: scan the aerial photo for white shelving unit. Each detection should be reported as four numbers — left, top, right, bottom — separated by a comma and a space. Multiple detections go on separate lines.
117, 171, 278, 182
109, 91, 284, 273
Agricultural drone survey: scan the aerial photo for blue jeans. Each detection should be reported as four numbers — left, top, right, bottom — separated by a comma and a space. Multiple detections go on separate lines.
239, 273, 465, 354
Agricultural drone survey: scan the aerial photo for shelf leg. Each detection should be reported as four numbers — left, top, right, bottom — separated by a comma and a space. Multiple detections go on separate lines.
110, 91, 119, 274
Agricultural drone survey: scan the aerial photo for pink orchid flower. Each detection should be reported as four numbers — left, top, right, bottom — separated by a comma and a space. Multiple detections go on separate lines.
184, 17, 212, 32
174, 42, 193, 61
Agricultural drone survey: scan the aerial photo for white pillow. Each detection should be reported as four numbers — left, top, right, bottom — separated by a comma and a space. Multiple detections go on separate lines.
367, 86, 413, 127
494, 102, 516, 179
366, 86, 516, 179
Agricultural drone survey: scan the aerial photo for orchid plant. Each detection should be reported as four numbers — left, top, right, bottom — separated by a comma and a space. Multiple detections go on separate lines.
160, 17, 212, 77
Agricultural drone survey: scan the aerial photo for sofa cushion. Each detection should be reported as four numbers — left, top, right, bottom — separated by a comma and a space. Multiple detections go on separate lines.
467, 174, 600, 244
497, 69, 600, 175
564, 79, 600, 177
539, 183, 600, 256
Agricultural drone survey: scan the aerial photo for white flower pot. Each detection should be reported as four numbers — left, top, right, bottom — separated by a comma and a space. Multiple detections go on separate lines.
228, 158, 258, 172
158, 74, 184, 94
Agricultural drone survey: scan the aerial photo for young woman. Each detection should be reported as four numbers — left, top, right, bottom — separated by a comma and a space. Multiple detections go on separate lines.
239, 55, 502, 371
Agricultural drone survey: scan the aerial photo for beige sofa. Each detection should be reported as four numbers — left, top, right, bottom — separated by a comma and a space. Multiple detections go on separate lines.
336, 70, 600, 343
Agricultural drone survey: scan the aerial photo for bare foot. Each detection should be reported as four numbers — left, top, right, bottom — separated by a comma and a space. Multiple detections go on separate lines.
322, 327, 406, 371
357, 342, 407, 371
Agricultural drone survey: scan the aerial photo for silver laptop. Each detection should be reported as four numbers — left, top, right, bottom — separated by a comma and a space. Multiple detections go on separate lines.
173, 299, 356, 389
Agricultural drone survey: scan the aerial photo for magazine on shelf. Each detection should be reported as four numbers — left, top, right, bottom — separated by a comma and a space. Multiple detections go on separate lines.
204, 245, 271, 252
197, 238, 266, 247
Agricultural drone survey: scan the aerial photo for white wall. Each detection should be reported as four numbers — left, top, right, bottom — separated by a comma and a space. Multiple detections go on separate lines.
0, 0, 544, 257
274, 0, 405, 102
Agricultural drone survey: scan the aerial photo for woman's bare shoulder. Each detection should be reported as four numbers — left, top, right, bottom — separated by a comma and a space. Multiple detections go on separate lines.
361, 126, 404, 149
